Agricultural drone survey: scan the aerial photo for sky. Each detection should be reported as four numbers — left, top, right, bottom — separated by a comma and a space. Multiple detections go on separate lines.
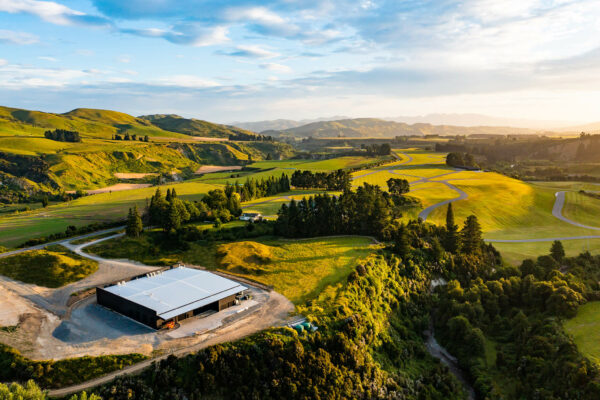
1, 0, 600, 124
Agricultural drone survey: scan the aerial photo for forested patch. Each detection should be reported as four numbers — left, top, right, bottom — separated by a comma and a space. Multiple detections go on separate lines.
290, 169, 351, 190
44, 129, 81, 142
0, 344, 146, 389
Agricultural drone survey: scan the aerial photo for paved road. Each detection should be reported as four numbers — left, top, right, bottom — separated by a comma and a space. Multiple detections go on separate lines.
0, 226, 125, 259
552, 191, 600, 230
419, 181, 468, 221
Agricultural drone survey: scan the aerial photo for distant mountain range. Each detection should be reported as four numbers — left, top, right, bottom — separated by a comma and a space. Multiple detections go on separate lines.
233, 113, 574, 133
232, 116, 350, 132
260, 118, 538, 138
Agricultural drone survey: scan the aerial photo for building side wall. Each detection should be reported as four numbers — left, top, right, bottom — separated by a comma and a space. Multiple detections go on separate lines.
218, 294, 237, 311
96, 287, 159, 329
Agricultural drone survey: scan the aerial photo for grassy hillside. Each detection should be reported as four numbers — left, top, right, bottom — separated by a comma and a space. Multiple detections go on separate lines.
0, 106, 257, 140
139, 114, 258, 138
0, 245, 97, 287
0, 106, 185, 139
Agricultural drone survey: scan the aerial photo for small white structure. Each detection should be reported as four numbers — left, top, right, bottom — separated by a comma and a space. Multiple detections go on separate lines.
240, 212, 262, 222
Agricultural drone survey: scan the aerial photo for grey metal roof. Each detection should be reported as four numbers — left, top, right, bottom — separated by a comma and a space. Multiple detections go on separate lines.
103, 267, 247, 320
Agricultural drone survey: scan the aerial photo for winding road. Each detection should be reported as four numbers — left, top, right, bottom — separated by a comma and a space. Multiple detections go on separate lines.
354, 151, 600, 243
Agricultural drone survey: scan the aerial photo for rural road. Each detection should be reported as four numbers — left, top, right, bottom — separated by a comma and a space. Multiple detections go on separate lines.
0, 226, 125, 259
552, 191, 600, 231
418, 181, 468, 221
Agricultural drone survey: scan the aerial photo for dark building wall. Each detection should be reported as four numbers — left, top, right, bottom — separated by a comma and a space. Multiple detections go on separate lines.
97, 288, 243, 329
96, 287, 159, 329
218, 294, 237, 311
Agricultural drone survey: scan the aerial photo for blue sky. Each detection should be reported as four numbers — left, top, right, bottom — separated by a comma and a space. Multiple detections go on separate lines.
1, 0, 600, 123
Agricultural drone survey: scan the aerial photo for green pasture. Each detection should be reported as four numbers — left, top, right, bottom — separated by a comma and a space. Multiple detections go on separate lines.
563, 190, 600, 228
564, 301, 600, 364
0, 180, 220, 248
493, 239, 600, 266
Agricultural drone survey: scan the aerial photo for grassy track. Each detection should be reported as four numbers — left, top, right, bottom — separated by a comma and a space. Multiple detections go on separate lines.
564, 301, 600, 364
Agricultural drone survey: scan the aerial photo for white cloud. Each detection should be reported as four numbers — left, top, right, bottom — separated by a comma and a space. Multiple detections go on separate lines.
261, 63, 292, 73
155, 75, 220, 88
38, 56, 57, 62
122, 24, 229, 47
0, 29, 38, 45
0, 0, 96, 25
0, 62, 92, 88
0, 58, 7, 66
225, 6, 299, 37
226, 45, 279, 58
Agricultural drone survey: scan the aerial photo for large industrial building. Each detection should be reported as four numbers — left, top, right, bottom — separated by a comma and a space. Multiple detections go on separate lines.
96, 266, 247, 329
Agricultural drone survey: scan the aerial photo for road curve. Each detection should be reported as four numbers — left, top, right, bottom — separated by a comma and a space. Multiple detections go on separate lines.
418, 181, 468, 221
552, 191, 600, 230
0, 226, 125, 259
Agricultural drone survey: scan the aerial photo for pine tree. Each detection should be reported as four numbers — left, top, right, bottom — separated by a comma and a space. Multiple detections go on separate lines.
550, 240, 565, 262
444, 203, 459, 253
164, 201, 181, 232
461, 215, 483, 254
394, 224, 410, 259
126, 205, 143, 237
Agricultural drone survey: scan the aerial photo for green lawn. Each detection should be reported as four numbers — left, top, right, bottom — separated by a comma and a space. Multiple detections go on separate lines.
0, 245, 98, 287
564, 301, 600, 364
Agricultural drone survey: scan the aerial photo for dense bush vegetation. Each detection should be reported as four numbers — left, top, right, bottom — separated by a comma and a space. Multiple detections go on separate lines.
275, 183, 418, 238
0, 344, 146, 389
290, 169, 351, 190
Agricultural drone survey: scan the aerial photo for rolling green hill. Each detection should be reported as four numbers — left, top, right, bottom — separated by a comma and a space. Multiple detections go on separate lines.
139, 114, 258, 138
0, 106, 256, 140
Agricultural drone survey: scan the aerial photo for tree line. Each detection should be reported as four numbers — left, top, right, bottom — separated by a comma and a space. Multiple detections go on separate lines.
290, 169, 351, 191
227, 174, 291, 202
113, 133, 149, 142
445, 152, 479, 169
127, 175, 292, 236
229, 132, 274, 141
44, 129, 81, 142
275, 183, 412, 238
361, 143, 391, 155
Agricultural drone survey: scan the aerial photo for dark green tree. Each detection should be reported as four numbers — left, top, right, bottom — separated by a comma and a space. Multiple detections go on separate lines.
41, 196, 49, 208
126, 205, 143, 237
460, 215, 483, 254
386, 178, 410, 195
550, 240, 565, 263
444, 203, 459, 253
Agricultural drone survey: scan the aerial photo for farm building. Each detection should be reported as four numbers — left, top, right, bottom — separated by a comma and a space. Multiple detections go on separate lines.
96, 266, 247, 329
239, 212, 262, 222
